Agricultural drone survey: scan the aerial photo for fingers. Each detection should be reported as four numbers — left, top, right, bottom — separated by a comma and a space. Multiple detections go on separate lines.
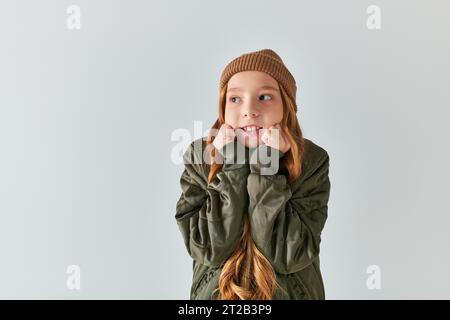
261, 123, 284, 148
261, 135, 269, 145
219, 123, 234, 133
263, 123, 280, 137
222, 123, 236, 137
213, 123, 237, 150
267, 123, 281, 130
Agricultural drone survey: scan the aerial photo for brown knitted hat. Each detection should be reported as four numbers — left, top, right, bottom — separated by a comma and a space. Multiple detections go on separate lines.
219, 48, 297, 111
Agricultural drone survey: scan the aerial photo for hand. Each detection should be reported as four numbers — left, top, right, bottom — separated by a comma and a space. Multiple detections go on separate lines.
213, 123, 236, 151
260, 123, 291, 154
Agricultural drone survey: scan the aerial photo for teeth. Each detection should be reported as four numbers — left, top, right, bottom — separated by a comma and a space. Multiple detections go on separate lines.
243, 125, 260, 132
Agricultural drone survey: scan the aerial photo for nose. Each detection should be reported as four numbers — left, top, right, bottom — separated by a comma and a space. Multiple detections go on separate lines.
241, 100, 260, 118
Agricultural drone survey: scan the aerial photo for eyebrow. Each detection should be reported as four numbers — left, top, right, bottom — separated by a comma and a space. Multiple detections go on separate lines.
227, 85, 279, 93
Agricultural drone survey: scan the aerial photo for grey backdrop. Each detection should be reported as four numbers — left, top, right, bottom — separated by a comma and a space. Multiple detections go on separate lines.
1, 0, 449, 299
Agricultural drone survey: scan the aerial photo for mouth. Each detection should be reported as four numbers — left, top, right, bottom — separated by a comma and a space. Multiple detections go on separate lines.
239, 125, 263, 133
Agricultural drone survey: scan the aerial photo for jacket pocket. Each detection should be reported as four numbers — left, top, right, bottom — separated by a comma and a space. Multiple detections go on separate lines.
191, 268, 218, 299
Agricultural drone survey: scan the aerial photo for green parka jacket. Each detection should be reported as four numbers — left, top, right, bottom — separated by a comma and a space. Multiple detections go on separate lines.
175, 136, 331, 300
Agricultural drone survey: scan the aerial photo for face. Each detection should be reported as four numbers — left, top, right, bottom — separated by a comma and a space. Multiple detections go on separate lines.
224, 71, 284, 147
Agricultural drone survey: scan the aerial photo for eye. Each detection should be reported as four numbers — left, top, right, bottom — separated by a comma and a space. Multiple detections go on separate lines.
259, 94, 272, 101
229, 96, 241, 103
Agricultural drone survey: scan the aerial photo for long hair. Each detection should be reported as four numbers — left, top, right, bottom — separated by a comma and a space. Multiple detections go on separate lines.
206, 82, 305, 300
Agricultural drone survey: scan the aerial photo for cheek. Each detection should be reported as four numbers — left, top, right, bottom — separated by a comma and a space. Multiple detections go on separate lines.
264, 104, 284, 124
224, 107, 240, 125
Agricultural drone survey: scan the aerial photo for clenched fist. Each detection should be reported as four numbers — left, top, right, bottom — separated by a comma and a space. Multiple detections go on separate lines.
212, 123, 236, 151
261, 123, 291, 154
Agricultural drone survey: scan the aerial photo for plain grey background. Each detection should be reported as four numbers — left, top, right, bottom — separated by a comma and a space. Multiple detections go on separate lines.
1, 0, 449, 299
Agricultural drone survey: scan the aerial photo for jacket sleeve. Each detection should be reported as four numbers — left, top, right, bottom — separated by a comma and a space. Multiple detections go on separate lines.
246, 144, 331, 275
175, 139, 250, 268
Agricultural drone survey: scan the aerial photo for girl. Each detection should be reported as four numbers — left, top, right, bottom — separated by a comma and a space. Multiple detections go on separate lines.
175, 49, 331, 300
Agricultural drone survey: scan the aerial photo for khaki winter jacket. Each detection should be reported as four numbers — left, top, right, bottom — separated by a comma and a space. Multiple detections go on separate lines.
175, 136, 331, 299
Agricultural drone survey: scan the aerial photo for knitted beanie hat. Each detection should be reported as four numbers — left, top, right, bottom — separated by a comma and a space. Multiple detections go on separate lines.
219, 48, 297, 111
